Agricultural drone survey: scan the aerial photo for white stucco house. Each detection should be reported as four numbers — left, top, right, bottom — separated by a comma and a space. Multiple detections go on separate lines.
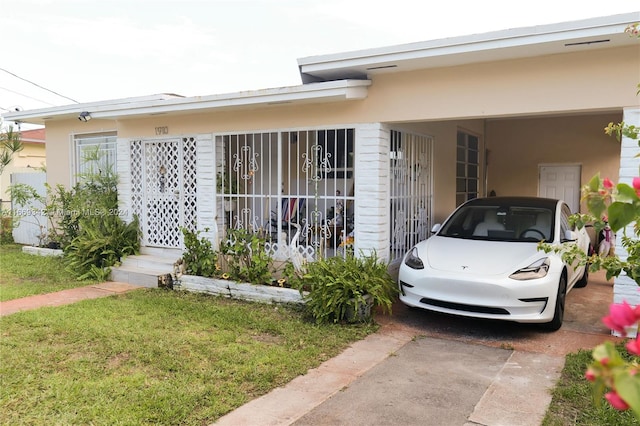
3, 13, 640, 302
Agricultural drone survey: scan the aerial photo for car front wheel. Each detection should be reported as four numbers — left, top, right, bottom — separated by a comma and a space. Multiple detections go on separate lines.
542, 274, 567, 331
575, 264, 589, 288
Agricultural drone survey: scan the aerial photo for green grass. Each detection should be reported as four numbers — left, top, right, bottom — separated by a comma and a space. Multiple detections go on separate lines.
0, 244, 97, 301
543, 346, 638, 425
0, 289, 377, 425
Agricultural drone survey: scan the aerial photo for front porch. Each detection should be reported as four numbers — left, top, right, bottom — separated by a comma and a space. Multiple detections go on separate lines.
117, 124, 433, 268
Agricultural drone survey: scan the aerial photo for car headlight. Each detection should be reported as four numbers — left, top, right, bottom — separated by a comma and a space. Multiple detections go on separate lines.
509, 258, 550, 280
404, 247, 424, 270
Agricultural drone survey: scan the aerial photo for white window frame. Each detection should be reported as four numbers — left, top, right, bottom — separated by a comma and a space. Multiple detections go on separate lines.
456, 130, 480, 206
72, 132, 117, 183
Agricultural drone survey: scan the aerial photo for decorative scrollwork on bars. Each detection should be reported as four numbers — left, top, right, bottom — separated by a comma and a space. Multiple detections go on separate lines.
232, 145, 259, 184
232, 207, 260, 232
302, 144, 331, 182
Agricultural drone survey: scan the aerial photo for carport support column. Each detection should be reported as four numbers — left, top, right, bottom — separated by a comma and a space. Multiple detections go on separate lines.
613, 106, 640, 336
353, 123, 391, 261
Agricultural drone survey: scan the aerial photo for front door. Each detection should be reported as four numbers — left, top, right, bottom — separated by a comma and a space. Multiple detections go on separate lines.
539, 164, 581, 213
136, 137, 197, 248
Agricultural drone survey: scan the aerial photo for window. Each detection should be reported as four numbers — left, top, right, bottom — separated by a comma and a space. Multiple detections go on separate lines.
317, 129, 354, 178
74, 133, 117, 180
456, 131, 479, 206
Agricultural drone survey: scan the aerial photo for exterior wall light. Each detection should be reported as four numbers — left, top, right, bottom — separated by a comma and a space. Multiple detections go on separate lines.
78, 111, 92, 122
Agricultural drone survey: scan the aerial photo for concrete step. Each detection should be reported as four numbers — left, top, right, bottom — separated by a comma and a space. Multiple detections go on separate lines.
110, 265, 174, 288
120, 254, 177, 271
139, 246, 183, 259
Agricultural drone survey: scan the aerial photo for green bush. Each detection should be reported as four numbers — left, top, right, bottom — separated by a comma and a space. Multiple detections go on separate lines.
219, 228, 274, 284
64, 214, 140, 280
291, 252, 398, 324
181, 227, 218, 277
0, 215, 14, 244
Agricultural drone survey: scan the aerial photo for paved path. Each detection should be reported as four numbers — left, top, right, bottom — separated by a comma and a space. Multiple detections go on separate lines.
0, 282, 139, 316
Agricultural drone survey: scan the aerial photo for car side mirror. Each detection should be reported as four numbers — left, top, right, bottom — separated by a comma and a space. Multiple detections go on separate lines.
431, 224, 441, 234
562, 230, 577, 242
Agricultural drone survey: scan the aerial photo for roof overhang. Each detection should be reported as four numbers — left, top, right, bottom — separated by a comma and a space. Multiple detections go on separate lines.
2, 80, 371, 125
298, 12, 640, 83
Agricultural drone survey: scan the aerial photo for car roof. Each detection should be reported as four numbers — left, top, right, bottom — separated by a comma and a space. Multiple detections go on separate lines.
462, 196, 560, 210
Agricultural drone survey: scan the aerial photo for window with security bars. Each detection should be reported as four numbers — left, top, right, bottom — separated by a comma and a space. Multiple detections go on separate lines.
456, 131, 479, 206
215, 128, 355, 260
74, 133, 117, 181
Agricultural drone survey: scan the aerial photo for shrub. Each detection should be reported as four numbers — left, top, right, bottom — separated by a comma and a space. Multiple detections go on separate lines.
64, 214, 139, 280
219, 228, 274, 284
290, 252, 398, 324
181, 227, 218, 277
0, 214, 13, 244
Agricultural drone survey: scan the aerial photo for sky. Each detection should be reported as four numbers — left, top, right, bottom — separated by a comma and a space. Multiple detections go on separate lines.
0, 0, 638, 124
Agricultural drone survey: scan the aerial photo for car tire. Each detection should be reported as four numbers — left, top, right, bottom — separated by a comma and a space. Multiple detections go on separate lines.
574, 264, 589, 288
542, 274, 567, 332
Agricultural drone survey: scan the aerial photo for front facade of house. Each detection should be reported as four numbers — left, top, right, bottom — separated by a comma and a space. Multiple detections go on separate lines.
4, 13, 640, 300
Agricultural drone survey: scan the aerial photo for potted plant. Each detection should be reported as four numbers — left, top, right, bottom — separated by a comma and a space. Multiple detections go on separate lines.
290, 252, 398, 323
217, 171, 240, 212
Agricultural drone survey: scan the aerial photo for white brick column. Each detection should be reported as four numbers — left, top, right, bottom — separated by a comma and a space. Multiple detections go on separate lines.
196, 134, 218, 248
614, 107, 640, 315
116, 137, 133, 222
353, 123, 391, 261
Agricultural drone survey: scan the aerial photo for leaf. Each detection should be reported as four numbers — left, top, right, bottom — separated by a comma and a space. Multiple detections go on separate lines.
616, 183, 640, 203
614, 370, 640, 419
587, 174, 602, 192
586, 195, 607, 222
608, 202, 637, 232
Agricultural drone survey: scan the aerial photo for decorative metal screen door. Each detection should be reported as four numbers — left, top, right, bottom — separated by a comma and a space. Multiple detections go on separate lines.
139, 138, 197, 248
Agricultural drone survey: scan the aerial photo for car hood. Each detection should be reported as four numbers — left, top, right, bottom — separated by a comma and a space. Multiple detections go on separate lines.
422, 236, 543, 276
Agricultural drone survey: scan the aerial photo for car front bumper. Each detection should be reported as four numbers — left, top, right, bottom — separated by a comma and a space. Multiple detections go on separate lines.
398, 267, 560, 323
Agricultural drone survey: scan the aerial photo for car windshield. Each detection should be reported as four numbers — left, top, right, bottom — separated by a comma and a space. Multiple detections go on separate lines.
438, 204, 555, 242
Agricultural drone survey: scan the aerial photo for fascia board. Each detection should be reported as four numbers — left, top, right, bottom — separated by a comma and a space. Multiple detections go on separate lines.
298, 12, 640, 74
2, 80, 371, 124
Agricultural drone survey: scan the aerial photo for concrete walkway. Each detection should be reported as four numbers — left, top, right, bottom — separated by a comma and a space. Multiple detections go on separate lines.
0, 282, 139, 316
0, 272, 621, 425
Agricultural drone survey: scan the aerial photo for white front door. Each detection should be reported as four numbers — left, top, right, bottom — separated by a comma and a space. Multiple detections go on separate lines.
538, 164, 581, 213
133, 137, 197, 248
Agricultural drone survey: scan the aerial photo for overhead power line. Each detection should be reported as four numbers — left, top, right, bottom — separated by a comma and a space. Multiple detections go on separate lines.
0, 86, 57, 106
0, 67, 79, 104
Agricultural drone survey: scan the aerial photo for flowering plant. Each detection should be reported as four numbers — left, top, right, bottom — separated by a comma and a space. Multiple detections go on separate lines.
570, 23, 640, 418
585, 302, 640, 416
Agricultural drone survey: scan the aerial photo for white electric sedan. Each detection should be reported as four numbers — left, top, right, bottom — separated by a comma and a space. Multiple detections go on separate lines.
398, 197, 590, 331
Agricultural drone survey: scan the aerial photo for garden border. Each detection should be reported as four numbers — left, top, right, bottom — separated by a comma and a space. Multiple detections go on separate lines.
178, 275, 305, 305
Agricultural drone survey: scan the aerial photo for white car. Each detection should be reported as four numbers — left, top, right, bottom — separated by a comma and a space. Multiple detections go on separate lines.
398, 197, 590, 331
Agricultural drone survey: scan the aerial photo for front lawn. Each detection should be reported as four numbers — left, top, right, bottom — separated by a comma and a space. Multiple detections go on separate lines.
0, 244, 97, 301
0, 290, 376, 425
543, 346, 638, 425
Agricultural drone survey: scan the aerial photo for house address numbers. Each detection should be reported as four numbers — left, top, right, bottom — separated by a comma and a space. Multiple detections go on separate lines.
155, 126, 169, 135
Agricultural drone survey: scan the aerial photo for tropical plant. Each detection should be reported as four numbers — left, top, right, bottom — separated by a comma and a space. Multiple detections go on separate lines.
216, 170, 239, 194
6, 144, 139, 279
181, 227, 219, 277
0, 124, 23, 176
219, 228, 274, 284
64, 214, 139, 280
290, 252, 397, 324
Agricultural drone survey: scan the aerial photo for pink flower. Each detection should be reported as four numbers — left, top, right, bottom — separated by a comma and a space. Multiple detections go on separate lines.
627, 338, 640, 356
603, 178, 614, 189
605, 391, 630, 411
633, 177, 640, 197
585, 369, 597, 382
602, 301, 640, 335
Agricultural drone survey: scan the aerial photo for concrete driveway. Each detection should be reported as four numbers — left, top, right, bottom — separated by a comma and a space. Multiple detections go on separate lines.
216, 271, 620, 426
